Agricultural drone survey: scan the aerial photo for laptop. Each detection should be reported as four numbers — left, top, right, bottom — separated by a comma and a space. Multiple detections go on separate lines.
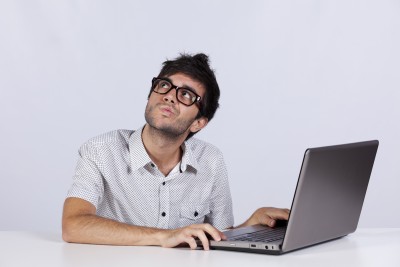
208, 140, 379, 255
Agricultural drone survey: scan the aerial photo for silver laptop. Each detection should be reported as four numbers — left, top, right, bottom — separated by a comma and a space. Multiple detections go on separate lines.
209, 140, 379, 255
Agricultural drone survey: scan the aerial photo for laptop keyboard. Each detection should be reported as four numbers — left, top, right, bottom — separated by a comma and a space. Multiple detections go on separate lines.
228, 227, 286, 243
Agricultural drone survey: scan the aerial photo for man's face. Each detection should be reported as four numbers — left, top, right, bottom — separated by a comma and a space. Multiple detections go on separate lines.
145, 73, 207, 138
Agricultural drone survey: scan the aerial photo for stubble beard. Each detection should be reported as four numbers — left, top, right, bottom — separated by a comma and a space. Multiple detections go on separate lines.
144, 103, 195, 140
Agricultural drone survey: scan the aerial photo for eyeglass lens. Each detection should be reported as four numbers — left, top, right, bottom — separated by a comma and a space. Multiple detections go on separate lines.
153, 79, 198, 106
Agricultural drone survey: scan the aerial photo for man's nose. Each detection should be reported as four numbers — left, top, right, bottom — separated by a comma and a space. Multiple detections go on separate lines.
163, 88, 177, 104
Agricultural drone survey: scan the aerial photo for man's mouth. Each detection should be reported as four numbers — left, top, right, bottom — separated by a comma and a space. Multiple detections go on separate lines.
159, 105, 176, 116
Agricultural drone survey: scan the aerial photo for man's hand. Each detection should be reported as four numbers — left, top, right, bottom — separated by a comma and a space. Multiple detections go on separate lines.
237, 207, 290, 228
159, 223, 226, 250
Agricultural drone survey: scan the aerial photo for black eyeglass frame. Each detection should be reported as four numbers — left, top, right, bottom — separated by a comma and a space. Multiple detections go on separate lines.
151, 77, 202, 107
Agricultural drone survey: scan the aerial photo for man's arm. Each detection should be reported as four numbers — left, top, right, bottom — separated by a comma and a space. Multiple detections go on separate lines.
228, 207, 290, 229
62, 197, 225, 250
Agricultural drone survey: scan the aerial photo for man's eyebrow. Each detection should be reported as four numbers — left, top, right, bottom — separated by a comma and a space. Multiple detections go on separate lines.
180, 84, 198, 94
162, 77, 199, 94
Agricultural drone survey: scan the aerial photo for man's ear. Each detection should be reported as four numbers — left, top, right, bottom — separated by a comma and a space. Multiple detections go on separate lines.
189, 117, 208, 133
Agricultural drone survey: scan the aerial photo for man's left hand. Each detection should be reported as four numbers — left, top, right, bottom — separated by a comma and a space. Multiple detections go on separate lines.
239, 207, 290, 228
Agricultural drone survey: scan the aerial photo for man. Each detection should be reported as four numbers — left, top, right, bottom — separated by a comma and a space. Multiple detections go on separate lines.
62, 53, 289, 250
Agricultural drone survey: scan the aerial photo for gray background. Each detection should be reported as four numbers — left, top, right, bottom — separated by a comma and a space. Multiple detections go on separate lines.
1, 0, 399, 231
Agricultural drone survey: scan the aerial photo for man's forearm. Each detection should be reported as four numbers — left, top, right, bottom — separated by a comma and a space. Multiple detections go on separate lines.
62, 198, 227, 249
62, 214, 165, 246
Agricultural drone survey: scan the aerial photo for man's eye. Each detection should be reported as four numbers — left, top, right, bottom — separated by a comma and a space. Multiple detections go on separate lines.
181, 90, 193, 99
160, 82, 170, 89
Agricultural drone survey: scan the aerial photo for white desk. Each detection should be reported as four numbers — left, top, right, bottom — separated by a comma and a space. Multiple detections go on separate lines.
1, 229, 399, 267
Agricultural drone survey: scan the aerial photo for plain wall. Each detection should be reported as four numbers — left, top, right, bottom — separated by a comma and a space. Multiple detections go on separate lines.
1, 0, 399, 231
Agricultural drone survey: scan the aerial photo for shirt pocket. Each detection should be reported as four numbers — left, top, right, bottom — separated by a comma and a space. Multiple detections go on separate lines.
179, 203, 210, 226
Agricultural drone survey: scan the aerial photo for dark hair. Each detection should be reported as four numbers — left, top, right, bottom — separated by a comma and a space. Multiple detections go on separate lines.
149, 53, 220, 139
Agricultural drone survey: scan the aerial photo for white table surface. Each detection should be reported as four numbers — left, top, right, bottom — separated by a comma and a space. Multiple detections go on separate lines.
1, 229, 399, 267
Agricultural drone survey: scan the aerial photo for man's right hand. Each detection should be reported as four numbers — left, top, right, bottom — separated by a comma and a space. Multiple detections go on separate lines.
159, 223, 226, 250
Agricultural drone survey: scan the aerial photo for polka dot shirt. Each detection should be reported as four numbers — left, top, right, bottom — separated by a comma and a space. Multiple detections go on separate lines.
66, 126, 234, 230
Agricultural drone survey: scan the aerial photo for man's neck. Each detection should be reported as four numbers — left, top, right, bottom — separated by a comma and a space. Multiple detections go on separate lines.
141, 124, 186, 176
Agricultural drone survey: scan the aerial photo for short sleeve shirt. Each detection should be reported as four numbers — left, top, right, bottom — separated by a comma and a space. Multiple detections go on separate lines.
66, 127, 234, 230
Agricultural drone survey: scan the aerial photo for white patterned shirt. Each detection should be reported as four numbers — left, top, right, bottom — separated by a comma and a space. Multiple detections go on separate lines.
66, 126, 234, 230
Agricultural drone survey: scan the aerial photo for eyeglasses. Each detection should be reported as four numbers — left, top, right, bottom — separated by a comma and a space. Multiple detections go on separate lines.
151, 77, 202, 107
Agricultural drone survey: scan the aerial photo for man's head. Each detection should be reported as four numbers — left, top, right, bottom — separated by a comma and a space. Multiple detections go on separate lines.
145, 53, 220, 140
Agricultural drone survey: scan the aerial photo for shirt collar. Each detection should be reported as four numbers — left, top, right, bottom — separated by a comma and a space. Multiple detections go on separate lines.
129, 126, 200, 172
129, 126, 153, 172
181, 138, 199, 172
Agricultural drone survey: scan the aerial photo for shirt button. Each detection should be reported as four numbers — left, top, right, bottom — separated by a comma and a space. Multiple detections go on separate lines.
161, 212, 166, 217
151, 163, 155, 167
162, 182, 166, 186
194, 211, 198, 217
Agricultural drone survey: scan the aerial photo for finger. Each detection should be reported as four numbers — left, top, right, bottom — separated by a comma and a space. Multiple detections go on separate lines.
270, 208, 290, 220
193, 229, 210, 250
220, 231, 227, 240
268, 219, 276, 227
184, 236, 198, 250
183, 227, 211, 250
260, 208, 289, 220
263, 208, 291, 227
202, 224, 223, 241
259, 214, 276, 227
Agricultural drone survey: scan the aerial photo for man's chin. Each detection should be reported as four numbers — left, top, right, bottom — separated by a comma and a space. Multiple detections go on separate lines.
147, 123, 188, 139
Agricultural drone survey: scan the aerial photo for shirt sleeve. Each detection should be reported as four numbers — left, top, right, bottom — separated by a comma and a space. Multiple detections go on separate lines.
66, 142, 104, 208
205, 152, 234, 230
